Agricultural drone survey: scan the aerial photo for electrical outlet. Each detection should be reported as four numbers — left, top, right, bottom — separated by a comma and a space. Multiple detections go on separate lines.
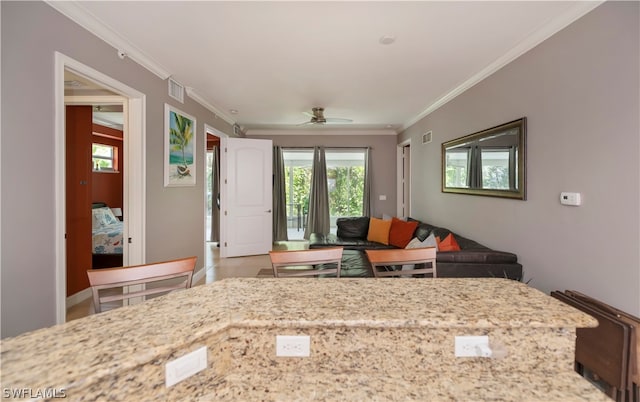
455, 336, 490, 357
165, 346, 207, 387
276, 335, 310, 357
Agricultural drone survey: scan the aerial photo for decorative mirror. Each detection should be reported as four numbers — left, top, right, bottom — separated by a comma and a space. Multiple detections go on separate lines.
442, 118, 526, 200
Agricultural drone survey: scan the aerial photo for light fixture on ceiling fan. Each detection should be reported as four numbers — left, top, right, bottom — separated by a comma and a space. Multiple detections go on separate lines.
299, 107, 353, 125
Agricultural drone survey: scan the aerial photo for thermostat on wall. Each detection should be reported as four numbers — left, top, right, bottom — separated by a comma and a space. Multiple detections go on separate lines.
560, 192, 581, 206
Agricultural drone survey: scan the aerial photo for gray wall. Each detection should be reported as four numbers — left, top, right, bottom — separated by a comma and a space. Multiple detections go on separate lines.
400, 2, 640, 315
249, 134, 398, 218
1, 2, 233, 337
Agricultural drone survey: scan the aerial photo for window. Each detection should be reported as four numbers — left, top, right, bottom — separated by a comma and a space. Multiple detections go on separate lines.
445, 148, 470, 188
326, 149, 365, 218
92, 143, 117, 172
481, 149, 510, 189
283, 149, 313, 236
283, 148, 367, 238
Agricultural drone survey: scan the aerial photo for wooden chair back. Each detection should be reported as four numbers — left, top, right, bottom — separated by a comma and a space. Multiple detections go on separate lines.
269, 247, 343, 278
87, 256, 197, 313
365, 247, 437, 278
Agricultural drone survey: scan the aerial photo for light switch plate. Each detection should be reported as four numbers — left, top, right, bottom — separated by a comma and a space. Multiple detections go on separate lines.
560, 192, 581, 206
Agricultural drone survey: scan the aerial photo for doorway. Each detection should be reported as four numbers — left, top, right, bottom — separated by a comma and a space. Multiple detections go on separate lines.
64, 99, 126, 306
397, 140, 411, 218
55, 52, 146, 324
203, 125, 226, 278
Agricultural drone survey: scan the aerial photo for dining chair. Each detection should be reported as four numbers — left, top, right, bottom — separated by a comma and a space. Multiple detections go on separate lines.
269, 247, 344, 278
87, 256, 197, 313
365, 247, 437, 278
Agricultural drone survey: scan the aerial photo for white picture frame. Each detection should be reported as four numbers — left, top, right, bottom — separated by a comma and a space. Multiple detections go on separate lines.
164, 103, 196, 187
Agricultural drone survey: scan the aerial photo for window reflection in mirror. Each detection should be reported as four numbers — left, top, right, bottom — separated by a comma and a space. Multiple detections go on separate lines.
442, 118, 526, 200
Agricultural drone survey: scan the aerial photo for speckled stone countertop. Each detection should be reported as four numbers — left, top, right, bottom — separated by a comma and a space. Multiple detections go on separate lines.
1, 278, 606, 401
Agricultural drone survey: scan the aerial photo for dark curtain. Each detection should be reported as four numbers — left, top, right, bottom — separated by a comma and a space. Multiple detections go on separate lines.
210, 146, 220, 242
272, 146, 288, 241
303, 146, 330, 239
363, 147, 372, 217
469, 145, 482, 188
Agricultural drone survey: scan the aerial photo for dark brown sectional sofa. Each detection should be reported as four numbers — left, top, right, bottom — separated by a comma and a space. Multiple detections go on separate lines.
309, 217, 523, 280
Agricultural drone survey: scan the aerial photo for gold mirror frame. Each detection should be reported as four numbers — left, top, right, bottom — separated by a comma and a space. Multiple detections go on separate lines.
441, 118, 526, 200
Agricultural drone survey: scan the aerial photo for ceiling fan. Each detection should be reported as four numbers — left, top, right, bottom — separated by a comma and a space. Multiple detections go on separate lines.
300, 107, 353, 125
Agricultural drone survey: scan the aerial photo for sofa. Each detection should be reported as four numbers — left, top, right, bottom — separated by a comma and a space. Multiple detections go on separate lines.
309, 216, 523, 280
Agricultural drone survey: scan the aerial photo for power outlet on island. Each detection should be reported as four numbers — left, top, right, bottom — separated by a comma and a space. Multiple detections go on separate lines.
455, 335, 491, 357
165, 346, 207, 387
276, 335, 310, 357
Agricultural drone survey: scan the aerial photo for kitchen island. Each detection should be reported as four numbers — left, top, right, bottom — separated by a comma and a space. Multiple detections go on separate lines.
1, 278, 608, 401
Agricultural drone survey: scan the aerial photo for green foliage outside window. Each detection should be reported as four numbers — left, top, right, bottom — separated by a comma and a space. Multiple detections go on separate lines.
482, 166, 509, 189
92, 143, 115, 171
446, 165, 468, 188
284, 165, 365, 221
328, 166, 364, 217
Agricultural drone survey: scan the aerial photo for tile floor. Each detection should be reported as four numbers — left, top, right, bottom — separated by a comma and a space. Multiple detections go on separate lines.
66, 240, 309, 321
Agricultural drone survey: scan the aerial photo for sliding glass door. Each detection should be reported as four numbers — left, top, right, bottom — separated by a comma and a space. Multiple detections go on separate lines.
283, 148, 366, 239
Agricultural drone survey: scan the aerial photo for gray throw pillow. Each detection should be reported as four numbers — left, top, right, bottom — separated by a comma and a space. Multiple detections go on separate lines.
402, 234, 438, 273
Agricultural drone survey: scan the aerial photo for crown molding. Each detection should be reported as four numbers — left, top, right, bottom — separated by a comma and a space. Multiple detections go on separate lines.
46, 1, 171, 80
48, 1, 237, 127
184, 87, 236, 126
246, 129, 397, 136
402, 1, 605, 131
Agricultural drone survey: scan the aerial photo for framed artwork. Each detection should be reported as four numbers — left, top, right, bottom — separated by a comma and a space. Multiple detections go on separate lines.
164, 103, 196, 187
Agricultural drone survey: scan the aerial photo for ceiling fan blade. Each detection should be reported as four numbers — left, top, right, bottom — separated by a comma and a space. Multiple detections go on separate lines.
298, 108, 351, 125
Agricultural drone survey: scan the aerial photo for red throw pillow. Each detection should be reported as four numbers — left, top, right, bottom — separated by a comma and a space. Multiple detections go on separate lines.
436, 233, 461, 252
388, 217, 419, 248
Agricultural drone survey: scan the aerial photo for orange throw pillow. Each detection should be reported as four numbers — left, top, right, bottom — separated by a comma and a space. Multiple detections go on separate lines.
436, 233, 461, 252
388, 217, 419, 248
367, 217, 392, 245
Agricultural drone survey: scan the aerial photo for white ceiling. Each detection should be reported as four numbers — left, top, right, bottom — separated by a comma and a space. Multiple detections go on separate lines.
51, 1, 601, 135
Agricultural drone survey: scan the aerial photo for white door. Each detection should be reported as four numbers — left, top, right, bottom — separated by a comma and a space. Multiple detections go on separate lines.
220, 137, 272, 257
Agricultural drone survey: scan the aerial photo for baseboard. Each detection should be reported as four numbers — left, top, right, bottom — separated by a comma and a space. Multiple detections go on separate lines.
66, 287, 92, 308
192, 266, 206, 285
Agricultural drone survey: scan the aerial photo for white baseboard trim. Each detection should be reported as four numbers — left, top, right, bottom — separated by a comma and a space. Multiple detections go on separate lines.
192, 266, 206, 286
66, 287, 92, 308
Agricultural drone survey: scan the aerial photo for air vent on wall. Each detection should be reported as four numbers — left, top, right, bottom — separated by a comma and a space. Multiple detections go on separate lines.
168, 78, 184, 103
233, 124, 242, 136
422, 131, 432, 144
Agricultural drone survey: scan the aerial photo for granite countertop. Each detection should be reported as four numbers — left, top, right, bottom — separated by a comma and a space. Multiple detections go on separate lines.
0, 278, 604, 401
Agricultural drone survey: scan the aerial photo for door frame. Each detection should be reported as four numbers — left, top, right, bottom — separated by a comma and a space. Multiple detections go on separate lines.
54, 52, 146, 324
396, 138, 411, 218
200, 124, 227, 279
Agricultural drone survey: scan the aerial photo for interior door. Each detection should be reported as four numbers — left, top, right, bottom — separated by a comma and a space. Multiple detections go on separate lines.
65, 105, 93, 296
220, 137, 272, 258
